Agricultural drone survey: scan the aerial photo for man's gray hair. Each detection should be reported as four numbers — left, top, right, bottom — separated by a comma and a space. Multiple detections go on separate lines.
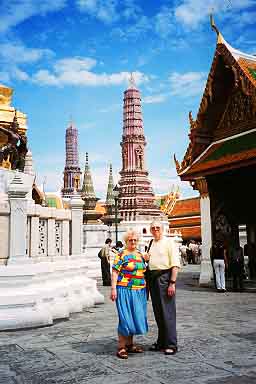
123, 228, 140, 244
150, 220, 164, 230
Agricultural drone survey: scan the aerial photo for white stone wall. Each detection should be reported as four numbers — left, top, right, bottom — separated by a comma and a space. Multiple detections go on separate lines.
0, 201, 9, 264
0, 169, 104, 330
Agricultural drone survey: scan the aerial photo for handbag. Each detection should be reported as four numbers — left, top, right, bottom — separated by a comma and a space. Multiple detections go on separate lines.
144, 239, 153, 300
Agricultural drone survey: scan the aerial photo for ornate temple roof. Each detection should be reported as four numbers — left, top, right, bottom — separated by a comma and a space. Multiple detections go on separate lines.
176, 16, 256, 181
168, 197, 201, 241
170, 197, 200, 218
179, 129, 256, 179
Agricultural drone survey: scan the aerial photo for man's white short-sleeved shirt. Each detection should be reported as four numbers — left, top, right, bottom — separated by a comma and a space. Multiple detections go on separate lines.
149, 237, 181, 271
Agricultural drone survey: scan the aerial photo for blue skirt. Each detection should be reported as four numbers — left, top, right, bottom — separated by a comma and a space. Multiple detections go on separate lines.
116, 286, 148, 337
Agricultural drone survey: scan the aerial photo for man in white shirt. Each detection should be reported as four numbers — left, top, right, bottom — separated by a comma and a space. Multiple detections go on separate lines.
147, 220, 180, 355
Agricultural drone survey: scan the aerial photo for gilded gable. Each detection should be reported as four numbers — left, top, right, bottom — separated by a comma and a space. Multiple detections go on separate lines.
214, 89, 256, 140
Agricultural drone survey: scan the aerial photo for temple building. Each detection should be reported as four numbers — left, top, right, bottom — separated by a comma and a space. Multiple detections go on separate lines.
62, 121, 81, 198
168, 197, 201, 241
175, 16, 256, 285
118, 75, 163, 221
161, 187, 201, 241
0, 84, 28, 172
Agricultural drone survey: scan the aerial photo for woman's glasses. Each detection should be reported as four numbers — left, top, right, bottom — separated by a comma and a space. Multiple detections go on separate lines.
128, 239, 137, 242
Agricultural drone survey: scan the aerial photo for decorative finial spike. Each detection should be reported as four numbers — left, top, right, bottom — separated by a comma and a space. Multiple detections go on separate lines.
210, 13, 219, 36
86, 152, 88, 164
129, 72, 136, 88
174, 154, 180, 173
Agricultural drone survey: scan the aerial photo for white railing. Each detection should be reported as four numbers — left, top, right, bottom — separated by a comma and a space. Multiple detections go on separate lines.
0, 168, 104, 330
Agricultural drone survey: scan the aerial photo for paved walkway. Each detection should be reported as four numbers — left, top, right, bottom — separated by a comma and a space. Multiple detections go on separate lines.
0, 267, 256, 384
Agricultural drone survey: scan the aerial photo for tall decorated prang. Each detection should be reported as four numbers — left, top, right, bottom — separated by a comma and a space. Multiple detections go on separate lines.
118, 74, 162, 221
62, 121, 81, 198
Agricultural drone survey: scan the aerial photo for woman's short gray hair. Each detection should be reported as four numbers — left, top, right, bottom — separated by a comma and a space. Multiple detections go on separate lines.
123, 229, 140, 244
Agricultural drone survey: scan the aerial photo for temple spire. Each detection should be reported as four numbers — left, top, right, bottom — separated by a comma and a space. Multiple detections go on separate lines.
105, 163, 115, 206
61, 120, 81, 198
118, 81, 162, 221
81, 152, 96, 199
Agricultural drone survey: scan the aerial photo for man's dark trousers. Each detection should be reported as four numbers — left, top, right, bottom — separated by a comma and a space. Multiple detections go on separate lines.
149, 270, 177, 349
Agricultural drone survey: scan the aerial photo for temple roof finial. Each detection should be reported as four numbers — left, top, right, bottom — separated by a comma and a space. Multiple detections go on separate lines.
210, 13, 219, 37
86, 152, 88, 165
129, 72, 136, 88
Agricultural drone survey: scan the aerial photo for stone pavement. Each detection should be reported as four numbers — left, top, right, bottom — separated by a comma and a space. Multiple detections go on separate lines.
0, 266, 256, 384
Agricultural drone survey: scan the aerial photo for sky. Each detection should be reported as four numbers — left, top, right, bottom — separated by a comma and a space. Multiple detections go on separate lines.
1, 0, 255, 199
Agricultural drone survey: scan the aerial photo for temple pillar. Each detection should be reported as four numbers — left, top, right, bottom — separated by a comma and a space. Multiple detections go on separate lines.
30, 214, 40, 259
47, 214, 56, 261
7, 173, 30, 264
70, 192, 84, 258
195, 178, 213, 286
62, 220, 70, 257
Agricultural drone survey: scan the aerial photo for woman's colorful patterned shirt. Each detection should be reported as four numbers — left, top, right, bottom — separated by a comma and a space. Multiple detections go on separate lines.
112, 249, 146, 290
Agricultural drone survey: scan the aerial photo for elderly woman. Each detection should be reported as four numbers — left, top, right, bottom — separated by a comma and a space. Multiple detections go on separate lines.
110, 229, 148, 359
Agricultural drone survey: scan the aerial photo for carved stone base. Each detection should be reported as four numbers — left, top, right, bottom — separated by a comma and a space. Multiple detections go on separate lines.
199, 259, 213, 286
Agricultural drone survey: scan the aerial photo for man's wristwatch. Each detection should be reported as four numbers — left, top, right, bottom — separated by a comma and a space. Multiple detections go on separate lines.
169, 280, 176, 284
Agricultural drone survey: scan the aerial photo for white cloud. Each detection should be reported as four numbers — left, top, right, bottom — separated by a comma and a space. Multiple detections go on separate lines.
54, 57, 96, 72
77, 0, 141, 24
154, 6, 175, 39
0, 0, 67, 33
169, 71, 207, 97
143, 93, 168, 104
11, 67, 29, 81
0, 42, 53, 64
32, 59, 149, 87
77, 0, 119, 24
175, 0, 255, 29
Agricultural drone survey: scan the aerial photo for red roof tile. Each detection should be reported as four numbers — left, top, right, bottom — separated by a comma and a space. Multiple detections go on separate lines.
170, 197, 200, 217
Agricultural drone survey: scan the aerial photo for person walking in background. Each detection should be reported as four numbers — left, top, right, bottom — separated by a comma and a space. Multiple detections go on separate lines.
147, 220, 180, 355
110, 229, 148, 359
179, 241, 188, 266
210, 239, 228, 292
98, 238, 112, 286
113, 241, 124, 253
230, 244, 245, 291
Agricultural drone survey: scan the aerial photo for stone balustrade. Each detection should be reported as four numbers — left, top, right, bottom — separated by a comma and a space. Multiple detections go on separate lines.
0, 168, 104, 330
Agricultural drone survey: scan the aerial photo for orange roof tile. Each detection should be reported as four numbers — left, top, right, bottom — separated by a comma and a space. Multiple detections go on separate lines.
170, 226, 201, 240
170, 197, 200, 218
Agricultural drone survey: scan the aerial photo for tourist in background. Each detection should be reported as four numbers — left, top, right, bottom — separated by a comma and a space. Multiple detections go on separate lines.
147, 220, 180, 355
179, 241, 188, 265
230, 244, 244, 291
210, 239, 228, 292
110, 229, 148, 359
113, 241, 124, 253
245, 241, 256, 279
98, 238, 112, 286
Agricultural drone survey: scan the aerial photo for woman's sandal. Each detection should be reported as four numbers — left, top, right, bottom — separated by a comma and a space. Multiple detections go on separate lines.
116, 348, 128, 359
164, 347, 177, 355
126, 344, 144, 353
